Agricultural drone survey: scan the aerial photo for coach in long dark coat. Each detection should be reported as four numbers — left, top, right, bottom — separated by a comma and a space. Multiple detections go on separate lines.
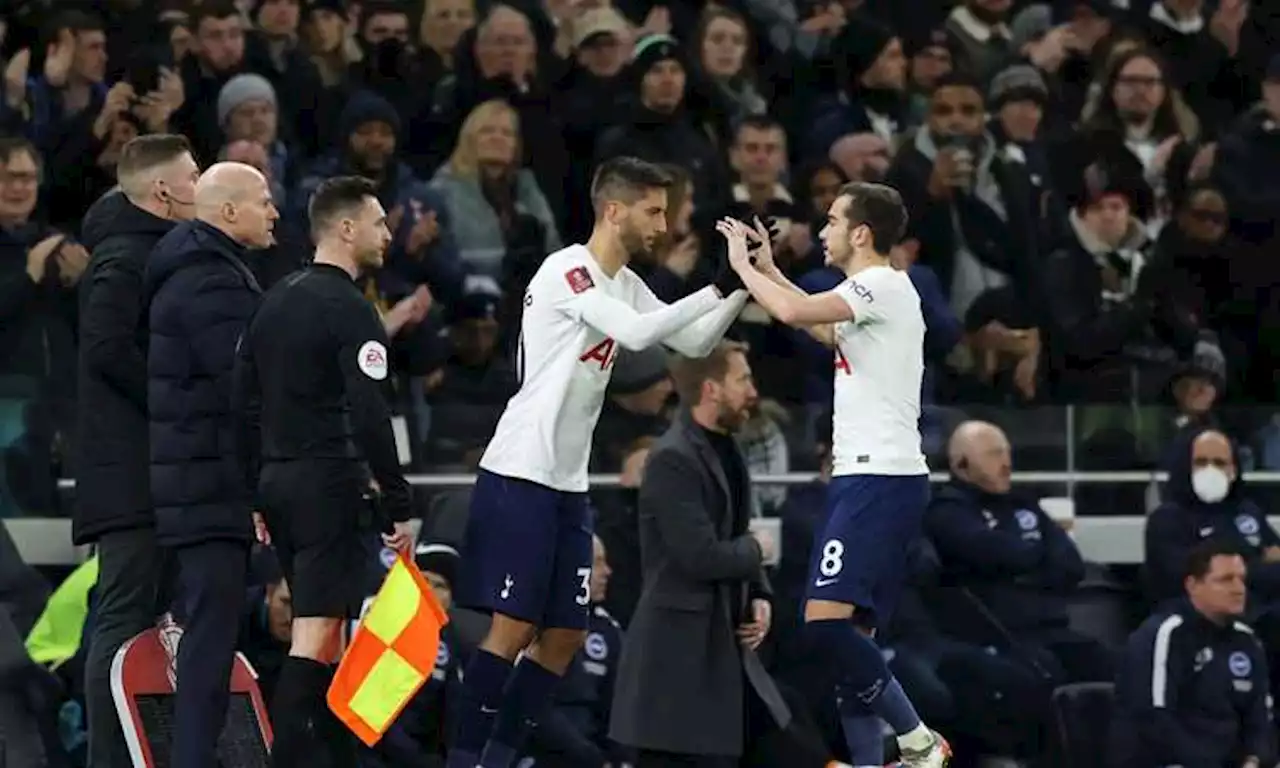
610, 345, 791, 761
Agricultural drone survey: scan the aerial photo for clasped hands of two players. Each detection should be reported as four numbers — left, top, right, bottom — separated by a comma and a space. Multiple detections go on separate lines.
712, 216, 775, 296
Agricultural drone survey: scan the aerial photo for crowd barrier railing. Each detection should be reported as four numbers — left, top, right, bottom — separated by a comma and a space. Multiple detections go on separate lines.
14, 471, 1280, 567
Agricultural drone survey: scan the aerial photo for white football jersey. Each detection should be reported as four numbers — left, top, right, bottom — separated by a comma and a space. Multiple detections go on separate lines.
830, 265, 928, 477
480, 245, 722, 491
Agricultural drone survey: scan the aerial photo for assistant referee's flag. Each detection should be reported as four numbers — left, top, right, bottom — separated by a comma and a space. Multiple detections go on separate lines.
327, 551, 449, 746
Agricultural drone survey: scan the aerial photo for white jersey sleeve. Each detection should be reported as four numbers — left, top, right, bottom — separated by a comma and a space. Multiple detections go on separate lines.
624, 273, 749, 358
830, 265, 928, 477
832, 271, 889, 326
554, 266, 721, 351
479, 245, 721, 492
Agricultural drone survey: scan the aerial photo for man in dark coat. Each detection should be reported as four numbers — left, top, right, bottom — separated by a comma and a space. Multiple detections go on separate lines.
145, 161, 278, 768
610, 341, 801, 767
74, 134, 200, 768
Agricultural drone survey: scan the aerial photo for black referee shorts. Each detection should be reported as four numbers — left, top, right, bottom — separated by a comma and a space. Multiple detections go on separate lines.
260, 459, 379, 619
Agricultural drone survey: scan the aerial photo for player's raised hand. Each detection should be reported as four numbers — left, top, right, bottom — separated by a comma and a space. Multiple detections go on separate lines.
715, 217, 753, 272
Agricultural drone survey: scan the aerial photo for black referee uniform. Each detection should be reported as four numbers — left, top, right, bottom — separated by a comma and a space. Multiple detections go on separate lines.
232, 261, 411, 620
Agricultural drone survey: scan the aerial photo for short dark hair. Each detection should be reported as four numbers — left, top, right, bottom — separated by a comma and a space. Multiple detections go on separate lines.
47, 10, 105, 43
590, 157, 674, 215
931, 72, 984, 100
1185, 539, 1243, 581
0, 136, 39, 168
838, 181, 907, 254
308, 176, 380, 239
361, 0, 408, 29
190, 0, 241, 33
669, 340, 749, 405
117, 134, 191, 199
734, 115, 785, 142
117, 134, 190, 174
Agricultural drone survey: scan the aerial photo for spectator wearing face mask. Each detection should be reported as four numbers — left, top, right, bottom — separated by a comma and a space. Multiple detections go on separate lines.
1144, 427, 1280, 617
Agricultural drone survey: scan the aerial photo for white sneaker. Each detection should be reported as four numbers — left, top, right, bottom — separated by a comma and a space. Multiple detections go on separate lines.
896, 730, 952, 768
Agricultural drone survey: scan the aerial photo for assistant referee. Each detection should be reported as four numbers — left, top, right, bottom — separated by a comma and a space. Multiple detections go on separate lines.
232, 176, 413, 768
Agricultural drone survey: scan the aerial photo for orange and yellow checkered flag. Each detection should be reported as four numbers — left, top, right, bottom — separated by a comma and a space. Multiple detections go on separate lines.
327, 551, 449, 746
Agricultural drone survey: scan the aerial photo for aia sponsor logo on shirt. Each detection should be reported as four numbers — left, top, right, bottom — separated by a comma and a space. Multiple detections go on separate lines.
565, 266, 594, 294
580, 337, 618, 371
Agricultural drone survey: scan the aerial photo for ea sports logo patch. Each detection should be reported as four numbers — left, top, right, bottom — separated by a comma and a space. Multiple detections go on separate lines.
358, 340, 388, 380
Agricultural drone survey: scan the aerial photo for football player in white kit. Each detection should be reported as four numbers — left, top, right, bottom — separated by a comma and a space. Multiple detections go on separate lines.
447, 157, 750, 768
720, 182, 951, 767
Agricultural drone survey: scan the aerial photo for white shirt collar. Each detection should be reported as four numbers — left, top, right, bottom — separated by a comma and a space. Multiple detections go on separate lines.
949, 6, 1011, 43
1149, 1, 1205, 34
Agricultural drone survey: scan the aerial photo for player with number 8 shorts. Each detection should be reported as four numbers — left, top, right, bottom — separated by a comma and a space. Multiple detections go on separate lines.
717, 185, 950, 767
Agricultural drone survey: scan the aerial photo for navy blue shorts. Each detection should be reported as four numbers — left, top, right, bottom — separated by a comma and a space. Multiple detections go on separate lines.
455, 469, 593, 630
805, 474, 930, 632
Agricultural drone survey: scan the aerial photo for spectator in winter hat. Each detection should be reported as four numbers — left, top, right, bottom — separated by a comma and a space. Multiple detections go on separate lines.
987, 63, 1058, 203
295, 90, 466, 304
595, 34, 730, 211
808, 14, 908, 157
216, 73, 295, 193
593, 346, 674, 472
902, 24, 955, 124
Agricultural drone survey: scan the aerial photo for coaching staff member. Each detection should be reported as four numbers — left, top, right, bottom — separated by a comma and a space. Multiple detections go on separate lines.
74, 134, 199, 768
1112, 539, 1276, 768
145, 161, 278, 768
612, 340, 819, 768
232, 175, 413, 768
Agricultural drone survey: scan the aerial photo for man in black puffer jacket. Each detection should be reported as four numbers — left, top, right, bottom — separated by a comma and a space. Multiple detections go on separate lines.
145, 161, 278, 768
74, 134, 200, 768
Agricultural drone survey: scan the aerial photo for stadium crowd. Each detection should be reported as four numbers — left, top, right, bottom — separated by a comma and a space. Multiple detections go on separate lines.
2, 0, 1280, 765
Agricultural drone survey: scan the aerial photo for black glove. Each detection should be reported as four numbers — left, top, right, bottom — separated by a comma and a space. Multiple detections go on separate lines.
713, 265, 743, 296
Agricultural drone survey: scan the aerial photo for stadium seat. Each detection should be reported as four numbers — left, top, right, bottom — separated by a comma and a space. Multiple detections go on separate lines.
1066, 568, 1134, 650
1049, 682, 1114, 768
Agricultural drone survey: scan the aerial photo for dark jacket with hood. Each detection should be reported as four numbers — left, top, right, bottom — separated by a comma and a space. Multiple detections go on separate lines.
294, 91, 466, 305
73, 190, 177, 544
925, 478, 1086, 635
145, 220, 262, 546
1144, 426, 1280, 609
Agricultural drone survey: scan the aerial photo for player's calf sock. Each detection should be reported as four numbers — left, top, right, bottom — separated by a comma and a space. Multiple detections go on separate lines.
479, 657, 561, 768
837, 690, 885, 766
314, 664, 359, 768
269, 655, 330, 768
806, 620, 923, 734
447, 649, 514, 768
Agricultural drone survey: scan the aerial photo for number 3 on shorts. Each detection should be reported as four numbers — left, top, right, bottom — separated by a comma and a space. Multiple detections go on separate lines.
819, 539, 844, 578
575, 567, 591, 606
